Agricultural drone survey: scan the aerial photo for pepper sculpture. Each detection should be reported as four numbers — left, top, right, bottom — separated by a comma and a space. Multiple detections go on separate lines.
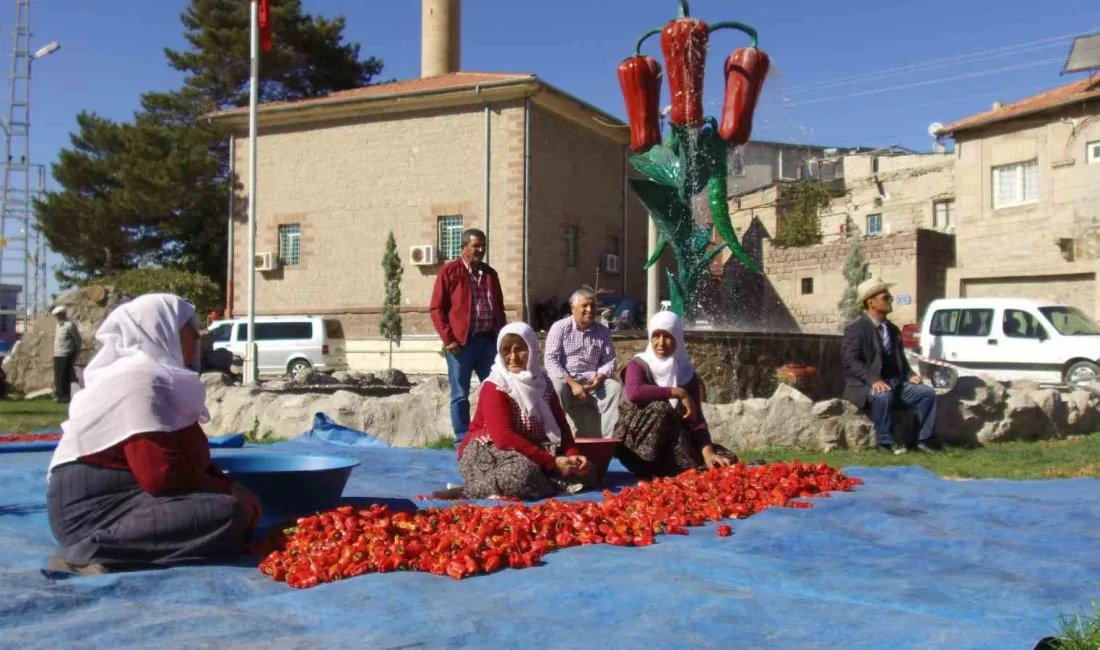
617, 55, 663, 153
619, 0, 768, 320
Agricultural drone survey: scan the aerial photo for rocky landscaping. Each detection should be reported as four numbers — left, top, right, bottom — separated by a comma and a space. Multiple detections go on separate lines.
203, 371, 1100, 451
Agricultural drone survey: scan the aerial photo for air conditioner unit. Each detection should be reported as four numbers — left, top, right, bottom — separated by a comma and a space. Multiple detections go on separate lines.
602, 253, 621, 274
409, 245, 437, 266
255, 252, 277, 272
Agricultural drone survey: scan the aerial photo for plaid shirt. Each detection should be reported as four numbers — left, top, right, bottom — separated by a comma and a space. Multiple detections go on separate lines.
543, 316, 617, 381
464, 259, 494, 334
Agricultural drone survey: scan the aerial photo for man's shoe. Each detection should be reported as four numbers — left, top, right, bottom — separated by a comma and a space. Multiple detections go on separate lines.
893, 446, 909, 455
875, 445, 895, 454
47, 554, 109, 576
917, 440, 944, 455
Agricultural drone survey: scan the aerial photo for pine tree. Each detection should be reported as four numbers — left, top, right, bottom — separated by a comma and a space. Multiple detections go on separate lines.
379, 232, 403, 368
838, 228, 871, 325
38, 0, 384, 287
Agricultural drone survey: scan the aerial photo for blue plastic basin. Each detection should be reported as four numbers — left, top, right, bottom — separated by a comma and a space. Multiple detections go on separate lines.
211, 450, 360, 517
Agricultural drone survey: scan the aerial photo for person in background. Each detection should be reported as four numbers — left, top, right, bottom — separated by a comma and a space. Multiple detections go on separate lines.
842, 278, 942, 455
544, 289, 623, 438
52, 306, 82, 404
451, 323, 588, 500
46, 294, 260, 575
429, 228, 507, 446
614, 311, 735, 478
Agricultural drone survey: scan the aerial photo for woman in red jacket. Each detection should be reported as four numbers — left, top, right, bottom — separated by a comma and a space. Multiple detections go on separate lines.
455, 323, 589, 500
614, 311, 736, 478
46, 294, 259, 575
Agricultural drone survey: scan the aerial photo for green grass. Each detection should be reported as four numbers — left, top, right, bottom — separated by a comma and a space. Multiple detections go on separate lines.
0, 398, 68, 431
741, 434, 1100, 480
1049, 603, 1100, 649
424, 436, 456, 451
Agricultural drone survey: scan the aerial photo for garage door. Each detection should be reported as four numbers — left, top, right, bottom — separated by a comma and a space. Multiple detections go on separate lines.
961, 273, 1096, 317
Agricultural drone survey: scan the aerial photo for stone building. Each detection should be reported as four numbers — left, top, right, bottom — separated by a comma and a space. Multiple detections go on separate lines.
209, 0, 646, 373
726, 141, 849, 196
712, 150, 957, 333
935, 77, 1100, 315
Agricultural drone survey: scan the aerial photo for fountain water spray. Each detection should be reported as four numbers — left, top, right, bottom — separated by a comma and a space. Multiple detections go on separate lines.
618, 0, 769, 321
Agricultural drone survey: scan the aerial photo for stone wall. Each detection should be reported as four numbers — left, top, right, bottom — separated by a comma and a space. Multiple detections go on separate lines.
610, 331, 844, 403
717, 229, 955, 333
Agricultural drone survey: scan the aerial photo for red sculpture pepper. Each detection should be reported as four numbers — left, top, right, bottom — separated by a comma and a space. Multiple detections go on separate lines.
617, 55, 663, 154
660, 18, 709, 128
719, 46, 770, 146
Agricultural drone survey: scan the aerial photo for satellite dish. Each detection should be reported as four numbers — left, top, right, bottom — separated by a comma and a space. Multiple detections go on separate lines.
928, 122, 944, 137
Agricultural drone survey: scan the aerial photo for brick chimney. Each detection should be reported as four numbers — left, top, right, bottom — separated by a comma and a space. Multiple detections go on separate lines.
422, 0, 461, 78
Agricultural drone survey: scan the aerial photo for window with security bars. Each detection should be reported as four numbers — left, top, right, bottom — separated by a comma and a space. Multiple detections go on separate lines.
438, 216, 463, 261
992, 160, 1038, 209
866, 213, 882, 236
279, 224, 301, 266
565, 225, 578, 267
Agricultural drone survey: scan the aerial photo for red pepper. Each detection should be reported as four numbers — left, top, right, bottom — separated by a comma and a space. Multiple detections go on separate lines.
718, 47, 770, 146
716, 525, 733, 537
660, 18, 709, 127
617, 55, 663, 153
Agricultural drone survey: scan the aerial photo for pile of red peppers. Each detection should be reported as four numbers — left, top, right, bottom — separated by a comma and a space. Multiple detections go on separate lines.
0, 433, 61, 444
255, 461, 862, 589
617, 2, 770, 153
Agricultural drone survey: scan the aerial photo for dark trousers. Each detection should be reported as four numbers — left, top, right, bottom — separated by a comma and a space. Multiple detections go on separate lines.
445, 332, 496, 445
867, 378, 937, 447
53, 354, 76, 403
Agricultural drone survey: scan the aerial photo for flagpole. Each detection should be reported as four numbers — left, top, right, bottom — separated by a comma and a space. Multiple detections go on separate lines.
245, 0, 259, 385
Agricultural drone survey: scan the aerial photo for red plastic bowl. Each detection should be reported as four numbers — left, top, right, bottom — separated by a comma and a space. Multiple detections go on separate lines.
573, 438, 620, 487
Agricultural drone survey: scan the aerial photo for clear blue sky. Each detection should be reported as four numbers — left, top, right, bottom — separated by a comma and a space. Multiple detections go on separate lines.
17, 0, 1100, 294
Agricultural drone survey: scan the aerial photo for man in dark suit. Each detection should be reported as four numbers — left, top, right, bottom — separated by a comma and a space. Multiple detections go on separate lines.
843, 278, 942, 454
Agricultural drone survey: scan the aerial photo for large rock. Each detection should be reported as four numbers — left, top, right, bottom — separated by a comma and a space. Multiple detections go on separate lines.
3, 285, 130, 395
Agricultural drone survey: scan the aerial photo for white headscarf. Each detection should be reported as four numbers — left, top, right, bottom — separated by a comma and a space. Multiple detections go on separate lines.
48, 294, 209, 474
635, 311, 695, 408
487, 322, 561, 445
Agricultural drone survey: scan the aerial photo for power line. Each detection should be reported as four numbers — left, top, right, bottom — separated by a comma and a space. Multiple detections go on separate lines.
780, 31, 1089, 93
773, 57, 1064, 108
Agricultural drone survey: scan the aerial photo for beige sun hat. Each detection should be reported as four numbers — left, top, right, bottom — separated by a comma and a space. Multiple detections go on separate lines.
855, 278, 895, 308
51, 305, 67, 316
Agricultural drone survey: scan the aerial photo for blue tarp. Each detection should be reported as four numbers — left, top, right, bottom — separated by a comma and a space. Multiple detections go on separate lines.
1, 435, 1097, 649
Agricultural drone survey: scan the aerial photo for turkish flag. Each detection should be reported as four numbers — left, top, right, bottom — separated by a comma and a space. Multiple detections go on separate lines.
258, 0, 272, 52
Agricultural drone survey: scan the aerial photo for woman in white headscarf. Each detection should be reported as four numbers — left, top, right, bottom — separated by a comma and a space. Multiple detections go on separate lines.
453, 322, 589, 500
46, 294, 259, 575
613, 311, 736, 478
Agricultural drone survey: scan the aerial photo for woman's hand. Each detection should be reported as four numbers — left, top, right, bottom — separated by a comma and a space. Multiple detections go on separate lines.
671, 387, 695, 420
701, 445, 731, 469
554, 455, 588, 478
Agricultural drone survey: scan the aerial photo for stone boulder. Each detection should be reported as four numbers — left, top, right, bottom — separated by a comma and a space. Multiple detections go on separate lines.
3, 285, 130, 395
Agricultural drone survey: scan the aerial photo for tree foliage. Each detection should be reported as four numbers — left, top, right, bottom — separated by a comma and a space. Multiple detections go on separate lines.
38, 0, 384, 288
838, 225, 871, 325
96, 268, 222, 316
379, 232, 403, 368
773, 181, 831, 248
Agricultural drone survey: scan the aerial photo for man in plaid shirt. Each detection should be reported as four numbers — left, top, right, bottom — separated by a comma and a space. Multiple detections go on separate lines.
543, 289, 622, 438
430, 228, 506, 445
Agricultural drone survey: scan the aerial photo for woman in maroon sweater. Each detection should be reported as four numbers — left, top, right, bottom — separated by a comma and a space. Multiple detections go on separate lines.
455, 323, 589, 500
613, 311, 736, 478
46, 294, 259, 575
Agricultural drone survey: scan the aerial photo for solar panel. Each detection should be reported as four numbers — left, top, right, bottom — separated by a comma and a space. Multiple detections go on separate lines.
1063, 33, 1100, 75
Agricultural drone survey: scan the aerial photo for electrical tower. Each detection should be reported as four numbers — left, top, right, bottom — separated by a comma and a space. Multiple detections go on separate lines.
0, 0, 53, 336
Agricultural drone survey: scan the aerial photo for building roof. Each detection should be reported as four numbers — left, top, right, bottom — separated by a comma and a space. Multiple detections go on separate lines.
937, 76, 1100, 137
208, 72, 535, 119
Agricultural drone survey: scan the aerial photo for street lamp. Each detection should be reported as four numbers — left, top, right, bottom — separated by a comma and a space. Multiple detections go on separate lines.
33, 41, 60, 59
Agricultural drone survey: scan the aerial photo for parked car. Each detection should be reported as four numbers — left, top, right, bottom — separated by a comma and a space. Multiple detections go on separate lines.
919, 298, 1100, 385
207, 316, 347, 376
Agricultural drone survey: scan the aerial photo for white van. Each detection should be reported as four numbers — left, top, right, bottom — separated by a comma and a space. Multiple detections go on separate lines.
919, 298, 1100, 385
207, 316, 347, 376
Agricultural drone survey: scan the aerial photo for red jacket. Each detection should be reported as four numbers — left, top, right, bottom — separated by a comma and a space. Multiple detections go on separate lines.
429, 258, 506, 347
458, 381, 580, 470
79, 423, 235, 496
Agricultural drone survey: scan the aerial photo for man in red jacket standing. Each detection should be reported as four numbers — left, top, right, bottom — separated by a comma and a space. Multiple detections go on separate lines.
430, 228, 506, 445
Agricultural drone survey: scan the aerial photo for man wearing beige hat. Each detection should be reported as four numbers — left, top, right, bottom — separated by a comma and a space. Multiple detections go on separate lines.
842, 278, 942, 454
52, 306, 81, 404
